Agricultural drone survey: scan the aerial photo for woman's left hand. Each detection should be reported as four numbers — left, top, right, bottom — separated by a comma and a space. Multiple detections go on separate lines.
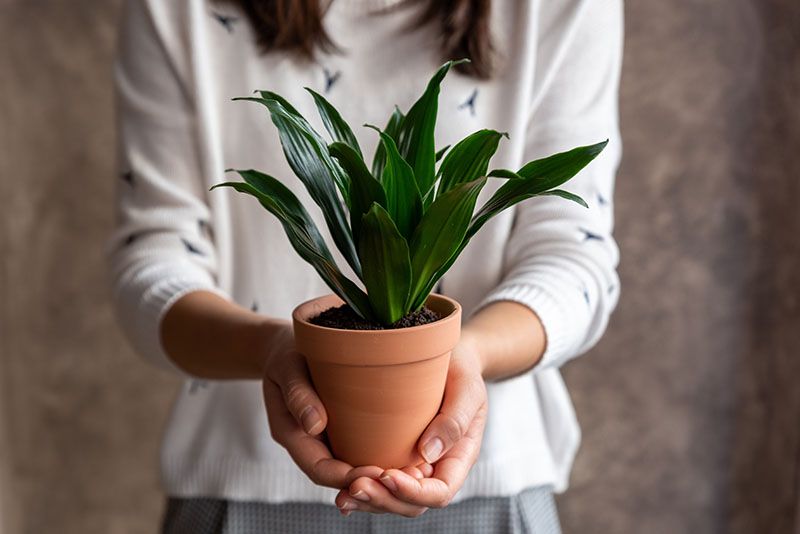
335, 338, 488, 517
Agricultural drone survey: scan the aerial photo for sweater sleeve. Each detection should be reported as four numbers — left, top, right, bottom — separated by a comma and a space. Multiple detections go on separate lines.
476, 0, 623, 371
108, 0, 225, 374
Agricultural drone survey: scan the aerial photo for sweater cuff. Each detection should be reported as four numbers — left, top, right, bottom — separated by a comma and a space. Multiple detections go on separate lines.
134, 276, 229, 378
475, 282, 588, 369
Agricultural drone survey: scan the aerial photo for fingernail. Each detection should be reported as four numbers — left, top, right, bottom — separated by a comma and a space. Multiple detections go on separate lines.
422, 437, 444, 463
300, 406, 322, 434
339, 499, 357, 511
380, 474, 397, 492
350, 489, 369, 502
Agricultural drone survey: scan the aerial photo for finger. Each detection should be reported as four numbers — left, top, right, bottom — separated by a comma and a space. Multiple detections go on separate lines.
379, 468, 451, 508
399, 462, 433, 479
417, 462, 434, 478
335, 488, 384, 516
263, 379, 351, 488
402, 465, 425, 480
381, 405, 488, 508
417, 365, 484, 463
340, 478, 428, 517
268, 350, 327, 435
344, 465, 385, 486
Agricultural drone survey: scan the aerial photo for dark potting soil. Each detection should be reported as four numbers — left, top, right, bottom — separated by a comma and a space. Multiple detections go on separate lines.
310, 304, 442, 330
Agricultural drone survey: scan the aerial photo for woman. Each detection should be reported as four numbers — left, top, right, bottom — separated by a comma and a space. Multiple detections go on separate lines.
110, 0, 622, 531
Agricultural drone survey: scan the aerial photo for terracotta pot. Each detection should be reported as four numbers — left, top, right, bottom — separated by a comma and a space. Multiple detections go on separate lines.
292, 293, 461, 469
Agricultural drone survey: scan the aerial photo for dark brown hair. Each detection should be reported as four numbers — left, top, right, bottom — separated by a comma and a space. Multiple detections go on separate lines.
226, 0, 494, 79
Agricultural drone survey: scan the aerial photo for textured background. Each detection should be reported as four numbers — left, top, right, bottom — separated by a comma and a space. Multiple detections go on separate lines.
1, 1, 799, 533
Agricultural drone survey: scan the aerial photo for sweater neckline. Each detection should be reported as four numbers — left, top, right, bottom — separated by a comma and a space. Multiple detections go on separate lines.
333, 0, 410, 14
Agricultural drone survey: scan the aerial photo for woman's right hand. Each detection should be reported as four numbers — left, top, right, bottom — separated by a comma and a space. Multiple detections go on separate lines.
259, 321, 384, 489
162, 291, 435, 507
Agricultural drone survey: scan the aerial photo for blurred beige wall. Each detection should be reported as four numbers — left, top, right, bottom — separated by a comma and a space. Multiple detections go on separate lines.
1, 1, 799, 533
557, 1, 800, 533
1, 2, 179, 533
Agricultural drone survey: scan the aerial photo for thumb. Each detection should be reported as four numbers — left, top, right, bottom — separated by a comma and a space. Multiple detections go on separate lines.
417, 366, 484, 464
270, 351, 328, 436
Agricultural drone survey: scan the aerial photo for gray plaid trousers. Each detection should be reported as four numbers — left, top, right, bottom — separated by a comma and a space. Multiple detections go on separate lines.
162, 486, 561, 534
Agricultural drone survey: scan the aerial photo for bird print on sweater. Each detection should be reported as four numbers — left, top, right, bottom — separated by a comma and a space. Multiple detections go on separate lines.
188, 380, 209, 394
181, 238, 204, 256
323, 68, 341, 93
578, 227, 605, 242
211, 11, 238, 33
459, 89, 479, 116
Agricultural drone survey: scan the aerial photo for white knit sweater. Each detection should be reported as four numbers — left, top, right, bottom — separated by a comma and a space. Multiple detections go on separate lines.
110, 0, 622, 503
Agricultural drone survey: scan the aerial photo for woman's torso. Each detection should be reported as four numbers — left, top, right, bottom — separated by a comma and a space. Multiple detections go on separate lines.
153, 0, 580, 502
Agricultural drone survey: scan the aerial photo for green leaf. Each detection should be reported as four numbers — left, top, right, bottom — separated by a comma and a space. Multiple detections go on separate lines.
254, 91, 355, 203
244, 93, 352, 205
366, 125, 423, 240
396, 60, 465, 198
436, 129, 506, 198
233, 96, 361, 277
254, 90, 303, 116
329, 142, 387, 246
412, 142, 605, 307
358, 204, 412, 324
519, 140, 608, 180
487, 168, 521, 180
371, 106, 404, 177
304, 87, 363, 159
539, 189, 589, 208
407, 177, 487, 309
211, 170, 372, 319
471, 140, 606, 237
435, 145, 451, 163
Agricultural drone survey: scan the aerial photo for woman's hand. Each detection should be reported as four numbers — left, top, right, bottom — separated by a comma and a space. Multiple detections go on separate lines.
260, 322, 384, 488
335, 339, 488, 517
161, 291, 383, 487
163, 293, 541, 516
330, 300, 547, 517
163, 293, 544, 518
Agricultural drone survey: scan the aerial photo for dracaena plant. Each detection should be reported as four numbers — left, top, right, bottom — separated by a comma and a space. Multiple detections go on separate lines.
212, 60, 607, 325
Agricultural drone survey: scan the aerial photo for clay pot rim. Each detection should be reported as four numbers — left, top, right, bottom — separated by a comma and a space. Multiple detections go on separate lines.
292, 293, 461, 335
292, 294, 462, 366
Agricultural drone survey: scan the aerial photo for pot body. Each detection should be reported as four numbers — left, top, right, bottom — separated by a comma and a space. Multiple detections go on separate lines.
292, 294, 461, 468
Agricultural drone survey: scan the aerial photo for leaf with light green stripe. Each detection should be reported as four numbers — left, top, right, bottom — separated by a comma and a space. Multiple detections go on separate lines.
251, 91, 352, 206
372, 106, 404, 177
366, 125, 422, 240
472, 141, 606, 235
407, 177, 487, 309
407, 142, 604, 307
436, 129, 506, 198
487, 168, 521, 180
538, 189, 589, 207
519, 140, 608, 181
305, 87, 363, 159
233, 96, 360, 276
211, 170, 372, 319
396, 60, 466, 199
329, 142, 387, 246
359, 204, 412, 324
254, 91, 354, 203
254, 90, 302, 116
